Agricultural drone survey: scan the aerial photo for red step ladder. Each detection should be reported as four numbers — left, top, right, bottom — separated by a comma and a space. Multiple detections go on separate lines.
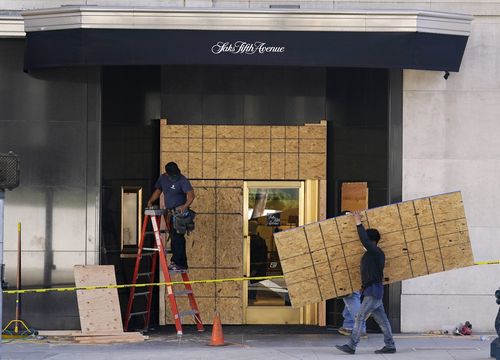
123, 208, 204, 335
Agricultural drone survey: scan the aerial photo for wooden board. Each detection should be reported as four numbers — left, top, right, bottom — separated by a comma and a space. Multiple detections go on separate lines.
74, 333, 146, 344
341, 182, 368, 212
74, 265, 123, 335
274, 192, 474, 308
159, 120, 327, 324
160, 120, 326, 181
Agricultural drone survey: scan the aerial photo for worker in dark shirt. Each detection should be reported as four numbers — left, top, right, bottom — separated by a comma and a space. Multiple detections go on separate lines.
336, 210, 396, 355
147, 162, 195, 271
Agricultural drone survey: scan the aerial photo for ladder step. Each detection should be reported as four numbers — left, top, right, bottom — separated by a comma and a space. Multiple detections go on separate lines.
142, 247, 159, 252
130, 311, 148, 317
140, 252, 155, 257
179, 310, 198, 318
134, 291, 150, 297
145, 230, 168, 235
174, 290, 193, 296
137, 272, 153, 277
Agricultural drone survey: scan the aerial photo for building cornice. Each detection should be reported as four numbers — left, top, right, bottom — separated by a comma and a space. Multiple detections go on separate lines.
21, 6, 472, 36
0, 15, 25, 37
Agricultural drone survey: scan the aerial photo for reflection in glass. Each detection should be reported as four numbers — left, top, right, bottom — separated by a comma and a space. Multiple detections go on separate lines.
121, 187, 142, 250
248, 188, 299, 306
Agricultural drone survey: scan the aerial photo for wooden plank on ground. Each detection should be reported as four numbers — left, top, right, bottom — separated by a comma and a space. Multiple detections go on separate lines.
74, 265, 145, 343
74, 265, 123, 335
274, 191, 474, 307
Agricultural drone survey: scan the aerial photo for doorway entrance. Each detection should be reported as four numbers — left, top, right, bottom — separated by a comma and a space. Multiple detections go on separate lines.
243, 181, 320, 324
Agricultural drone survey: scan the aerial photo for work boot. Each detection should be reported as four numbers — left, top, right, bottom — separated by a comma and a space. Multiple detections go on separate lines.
374, 346, 396, 354
335, 344, 355, 354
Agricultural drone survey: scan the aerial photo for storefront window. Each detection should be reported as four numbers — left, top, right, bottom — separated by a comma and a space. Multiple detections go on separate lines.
247, 187, 300, 306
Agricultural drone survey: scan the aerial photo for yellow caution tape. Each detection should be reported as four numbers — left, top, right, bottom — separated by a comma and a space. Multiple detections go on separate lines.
2, 275, 285, 295
474, 260, 500, 265
4, 260, 498, 295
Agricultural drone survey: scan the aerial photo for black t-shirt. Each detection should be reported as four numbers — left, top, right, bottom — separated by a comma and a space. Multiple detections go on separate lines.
154, 174, 193, 209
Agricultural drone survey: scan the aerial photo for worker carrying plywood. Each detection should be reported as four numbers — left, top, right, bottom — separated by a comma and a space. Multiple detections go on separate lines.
335, 211, 396, 355
147, 162, 195, 271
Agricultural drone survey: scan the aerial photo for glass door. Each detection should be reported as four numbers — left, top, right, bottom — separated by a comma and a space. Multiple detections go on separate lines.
243, 181, 307, 324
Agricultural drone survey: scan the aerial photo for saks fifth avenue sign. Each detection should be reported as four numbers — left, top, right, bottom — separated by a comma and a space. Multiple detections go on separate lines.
211, 41, 285, 55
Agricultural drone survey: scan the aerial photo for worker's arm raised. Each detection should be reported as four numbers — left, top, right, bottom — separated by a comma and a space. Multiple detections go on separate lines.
352, 211, 379, 253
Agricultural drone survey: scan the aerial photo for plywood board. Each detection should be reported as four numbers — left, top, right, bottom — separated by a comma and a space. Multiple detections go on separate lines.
245, 153, 271, 179
74, 265, 123, 334
274, 192, 474, 307
216, 214, 243, 267
215, 268, 243, 298
341, 182, 368, 212
217, 187, 243, 214
216, 297, 243, 324
186, 214, 215, 267
159, 121, 326, 181
159, 120, 327, 324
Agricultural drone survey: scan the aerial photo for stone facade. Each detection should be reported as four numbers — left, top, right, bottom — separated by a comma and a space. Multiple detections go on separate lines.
1, 0, 498, 332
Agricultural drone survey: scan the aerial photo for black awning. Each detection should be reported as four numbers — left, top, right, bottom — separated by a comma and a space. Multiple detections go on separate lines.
24, 28, 468, 72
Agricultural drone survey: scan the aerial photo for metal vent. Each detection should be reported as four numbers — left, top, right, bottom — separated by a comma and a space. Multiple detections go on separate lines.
0, 152, 20, 190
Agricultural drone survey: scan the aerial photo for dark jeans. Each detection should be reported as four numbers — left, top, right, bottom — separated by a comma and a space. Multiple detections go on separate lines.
170, 228, 188, 268
348, 295, 395, 350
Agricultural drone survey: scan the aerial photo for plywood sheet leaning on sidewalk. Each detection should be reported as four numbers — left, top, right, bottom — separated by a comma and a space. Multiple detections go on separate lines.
274, 192, 474, 308
74, 265, 146, 343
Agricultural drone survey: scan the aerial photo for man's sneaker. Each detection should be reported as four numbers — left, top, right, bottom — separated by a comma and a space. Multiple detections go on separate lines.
168, 263, 187, 272
374, 346, 396, 354
338, 327, 352, 336
335, 344, 355, 354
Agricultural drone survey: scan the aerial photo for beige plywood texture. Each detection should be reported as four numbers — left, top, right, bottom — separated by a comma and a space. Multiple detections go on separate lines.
74, 265, 123, 334
274, 192, 474, 308
160, 119, 326, 180
159, 119, 326, 324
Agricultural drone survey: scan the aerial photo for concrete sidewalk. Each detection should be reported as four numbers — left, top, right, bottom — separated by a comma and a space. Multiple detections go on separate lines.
1, 326, 496, 360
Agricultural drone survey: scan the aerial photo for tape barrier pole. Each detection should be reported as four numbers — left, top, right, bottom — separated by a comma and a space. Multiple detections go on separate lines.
2, 275, 285, 295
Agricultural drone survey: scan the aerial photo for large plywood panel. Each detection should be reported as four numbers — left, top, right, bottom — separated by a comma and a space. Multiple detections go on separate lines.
215, 268, 243, 298
245, 138, 270, 152
245, 126, 270, 139
185, 268, 216, 298
202, 153, 216, 178
159, 121, 327, 324
186, 214, 215, 267
189, 125, 203, 138
299, 124, 326, 139
216, 297, 243, 324
217, 125, 244, 139
162, 138, 189, 153
188, 152, 203, 179
299, 138, 326, 153
270, 153, 286, 179
274, 192, 474, 307
74, 265, 123, 334
190, 186, 215, 213
216, 153, 244, 179
217, 187, 243, 214
245, 153, 270, 179
216, 214, 243, 267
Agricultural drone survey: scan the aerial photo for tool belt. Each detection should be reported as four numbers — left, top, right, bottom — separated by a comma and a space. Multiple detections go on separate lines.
168, 208, 196, 235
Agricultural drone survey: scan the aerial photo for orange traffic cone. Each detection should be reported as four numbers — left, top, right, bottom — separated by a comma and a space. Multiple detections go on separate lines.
208, 312, 225, 346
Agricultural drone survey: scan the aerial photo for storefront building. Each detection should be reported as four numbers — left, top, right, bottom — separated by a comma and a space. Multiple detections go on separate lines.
0, 1, 498, 332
